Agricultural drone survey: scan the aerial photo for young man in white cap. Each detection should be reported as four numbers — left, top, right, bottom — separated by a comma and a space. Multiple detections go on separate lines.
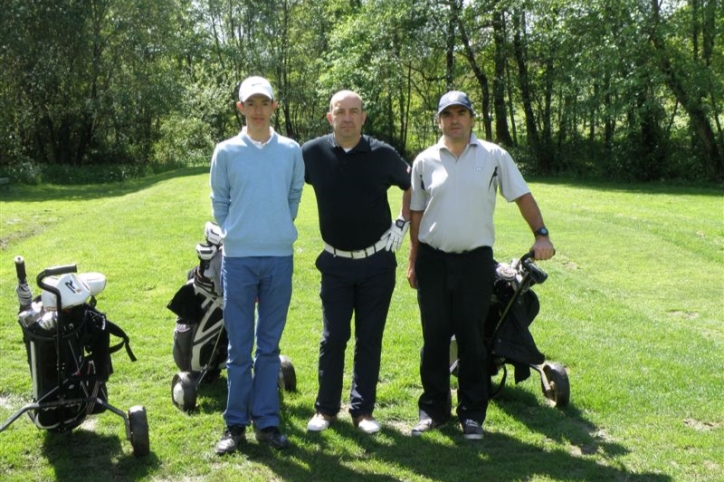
407, 90, 555, 440
210, 76, 305, 455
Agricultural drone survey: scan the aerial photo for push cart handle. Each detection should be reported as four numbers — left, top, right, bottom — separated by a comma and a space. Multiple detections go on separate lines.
521, 251, 548, 285
37, 264, 78, 292
14, 256, 27, 283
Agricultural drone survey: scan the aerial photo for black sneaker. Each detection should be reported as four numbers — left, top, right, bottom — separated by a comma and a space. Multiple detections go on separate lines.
255, 426, 290, 450
411, 417, 445, 437
462, 419, 484, 440
215, 426, 246, 455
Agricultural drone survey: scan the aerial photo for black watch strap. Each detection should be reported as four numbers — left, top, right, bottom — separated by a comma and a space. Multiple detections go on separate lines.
534, 227, 549, 237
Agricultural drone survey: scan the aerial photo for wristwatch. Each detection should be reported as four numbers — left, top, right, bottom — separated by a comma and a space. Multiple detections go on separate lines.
534, 227, 549, 237
395, 218, 408, 229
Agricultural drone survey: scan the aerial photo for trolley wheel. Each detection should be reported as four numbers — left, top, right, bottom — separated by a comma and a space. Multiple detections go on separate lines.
278, 355, 297, 392
128, 405, 150, 457
171, 372, 197, 412
541, 362, 570, 407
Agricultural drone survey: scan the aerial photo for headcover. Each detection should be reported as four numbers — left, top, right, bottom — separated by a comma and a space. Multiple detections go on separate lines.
205, 221, 222, 246
40, 273, 92, 310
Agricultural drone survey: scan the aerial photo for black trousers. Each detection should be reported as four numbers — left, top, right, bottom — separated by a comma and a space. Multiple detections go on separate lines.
415, 243, 495, 425
314, 249, 396, 418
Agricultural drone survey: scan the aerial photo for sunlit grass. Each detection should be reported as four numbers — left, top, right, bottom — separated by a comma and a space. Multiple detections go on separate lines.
1, 171, 722, 481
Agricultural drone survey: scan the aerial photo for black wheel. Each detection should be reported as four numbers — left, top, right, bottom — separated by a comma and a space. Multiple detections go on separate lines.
128, 405, 150, 457
278, 355, 297, 392
541, 362, 570, 407
171, 372, 197, 412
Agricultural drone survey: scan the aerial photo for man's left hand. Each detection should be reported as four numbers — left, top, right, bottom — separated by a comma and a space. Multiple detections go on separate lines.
385, 217, 410, 252
531, 238, 556, 260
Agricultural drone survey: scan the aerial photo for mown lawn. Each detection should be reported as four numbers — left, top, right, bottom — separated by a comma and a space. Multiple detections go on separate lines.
1, 169, 722, 481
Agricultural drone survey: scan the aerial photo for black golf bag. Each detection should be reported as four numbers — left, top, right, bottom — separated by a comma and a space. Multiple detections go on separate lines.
449, 253, 570, 407
18, 301, 133, 431
1, 258, 150, 457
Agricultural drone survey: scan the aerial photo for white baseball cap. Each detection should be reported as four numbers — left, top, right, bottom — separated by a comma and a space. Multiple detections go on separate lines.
238, 76, 274, 102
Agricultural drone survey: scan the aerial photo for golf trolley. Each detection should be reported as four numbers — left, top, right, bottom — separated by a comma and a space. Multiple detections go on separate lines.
1, 256, 150, 457
449, 252, 570, 407
167, 222, 297, 413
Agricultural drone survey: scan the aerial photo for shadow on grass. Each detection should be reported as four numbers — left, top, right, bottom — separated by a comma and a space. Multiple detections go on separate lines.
112, 367, 671, 481
147, 365, 671, 481
40, 425, 159, 481
256, 395, 671, 482
492, 385, 631, 458
0, 167, 209, 204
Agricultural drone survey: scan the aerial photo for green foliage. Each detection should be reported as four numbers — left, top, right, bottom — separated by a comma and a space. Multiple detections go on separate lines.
1, 0, 722, 181
152, 115, 215, 167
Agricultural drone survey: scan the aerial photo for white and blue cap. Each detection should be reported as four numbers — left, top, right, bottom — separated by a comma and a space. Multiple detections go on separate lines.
238, 76, 274, 102
437, 91, 475, 116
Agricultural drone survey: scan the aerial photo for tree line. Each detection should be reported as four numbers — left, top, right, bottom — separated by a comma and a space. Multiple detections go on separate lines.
1, 0, 722, 183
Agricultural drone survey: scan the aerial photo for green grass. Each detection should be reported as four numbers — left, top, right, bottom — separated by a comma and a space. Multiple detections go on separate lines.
1, 169, 722, 482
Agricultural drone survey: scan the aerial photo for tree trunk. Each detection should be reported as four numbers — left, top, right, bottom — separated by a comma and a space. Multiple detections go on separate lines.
512, 9, 550, 172
451, 0, 492, 140
493, 9, 513, 146
650, 0, 723, 179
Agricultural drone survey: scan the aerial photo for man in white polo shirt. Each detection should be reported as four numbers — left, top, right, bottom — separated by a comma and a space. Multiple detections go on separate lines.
407, 91, 555, 440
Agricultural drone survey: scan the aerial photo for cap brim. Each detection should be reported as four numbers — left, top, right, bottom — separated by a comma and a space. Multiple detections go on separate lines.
437, 102, 474, 115
240, 89, 273, 102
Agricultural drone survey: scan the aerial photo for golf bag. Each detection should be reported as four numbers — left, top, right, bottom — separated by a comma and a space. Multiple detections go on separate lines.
2, 258, 149, 457
449, 253, 570, 407
167, 222, 296, 412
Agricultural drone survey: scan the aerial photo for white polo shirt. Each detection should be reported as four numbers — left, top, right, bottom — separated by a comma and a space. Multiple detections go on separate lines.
410, 134, 530, 253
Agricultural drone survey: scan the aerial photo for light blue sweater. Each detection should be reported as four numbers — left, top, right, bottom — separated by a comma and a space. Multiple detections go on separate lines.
210, 130, 305, 257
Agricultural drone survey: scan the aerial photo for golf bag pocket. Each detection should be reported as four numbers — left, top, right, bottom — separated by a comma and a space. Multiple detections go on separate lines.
173, 311, 227, 375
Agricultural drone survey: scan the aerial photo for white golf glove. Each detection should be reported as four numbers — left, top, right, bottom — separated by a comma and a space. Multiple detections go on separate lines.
385, 217, 410, 252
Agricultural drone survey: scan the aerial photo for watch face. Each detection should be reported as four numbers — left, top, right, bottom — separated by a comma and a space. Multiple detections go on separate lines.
536, 227, 549, 236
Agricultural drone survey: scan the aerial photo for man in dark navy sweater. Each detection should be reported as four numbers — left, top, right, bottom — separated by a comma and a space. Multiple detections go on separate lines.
302, 90, 411, 434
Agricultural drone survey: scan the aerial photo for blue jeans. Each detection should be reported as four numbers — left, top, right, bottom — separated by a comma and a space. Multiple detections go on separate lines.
221, 255, 293, 430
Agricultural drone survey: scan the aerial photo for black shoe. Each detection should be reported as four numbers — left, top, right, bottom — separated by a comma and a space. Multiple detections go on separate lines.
215, 426, 245, 455
462, 419, 484, 440
255, 426, 290, 450
411, 417, 445, 437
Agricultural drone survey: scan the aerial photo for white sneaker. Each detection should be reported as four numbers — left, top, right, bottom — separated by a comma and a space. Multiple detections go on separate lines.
354, 415, 381, 434
307, 413, 335, 432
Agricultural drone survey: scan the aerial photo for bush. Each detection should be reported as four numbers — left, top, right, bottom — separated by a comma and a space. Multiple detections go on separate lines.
39, 163, 153, 184
152, 115, 215, 168
4, 159, 44, 185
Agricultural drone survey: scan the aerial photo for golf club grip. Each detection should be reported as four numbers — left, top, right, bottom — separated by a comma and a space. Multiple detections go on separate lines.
14, 255, 27, 283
